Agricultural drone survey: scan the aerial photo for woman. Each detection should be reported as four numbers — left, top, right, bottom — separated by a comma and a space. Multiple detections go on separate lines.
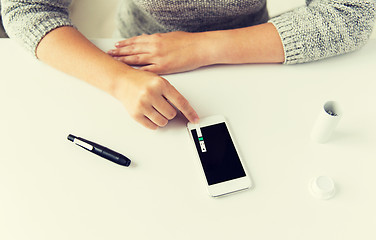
2, 0, 375, 129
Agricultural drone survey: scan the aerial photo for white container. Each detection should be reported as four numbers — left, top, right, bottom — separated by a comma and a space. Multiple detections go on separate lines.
311, 101, 342, 143
309, 176, 336, 200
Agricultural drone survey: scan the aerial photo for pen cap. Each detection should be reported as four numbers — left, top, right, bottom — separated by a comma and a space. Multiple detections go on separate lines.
100, 148, 131, 167
67, 134, 76, 142
311, 101, 342, 143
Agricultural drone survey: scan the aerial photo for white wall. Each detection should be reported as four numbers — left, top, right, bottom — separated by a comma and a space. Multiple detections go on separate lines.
70, 0, 375, 39
69, 0, 119, 38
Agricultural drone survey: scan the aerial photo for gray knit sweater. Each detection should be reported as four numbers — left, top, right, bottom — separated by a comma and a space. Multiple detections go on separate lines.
1, 0, 375, 64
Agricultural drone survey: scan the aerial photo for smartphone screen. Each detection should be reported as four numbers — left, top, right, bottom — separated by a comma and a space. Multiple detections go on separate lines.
190, 122, 246, 186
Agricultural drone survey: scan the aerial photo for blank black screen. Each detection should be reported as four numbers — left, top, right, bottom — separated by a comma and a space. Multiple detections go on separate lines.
191, 123, 246, 185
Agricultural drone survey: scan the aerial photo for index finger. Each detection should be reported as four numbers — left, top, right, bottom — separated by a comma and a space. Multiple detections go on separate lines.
115, 34, 148, 48
163, 83, 199, 124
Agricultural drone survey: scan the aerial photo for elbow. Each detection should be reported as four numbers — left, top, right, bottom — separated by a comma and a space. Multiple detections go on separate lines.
1, 5, 36, 55
1, 4, 9, 37
0, 1, 73, 57
364, 1, 376, 40
0, 1, 23, 38
359, 2, 375, 44
1, 3, 26, 42
340, 0, 376, 50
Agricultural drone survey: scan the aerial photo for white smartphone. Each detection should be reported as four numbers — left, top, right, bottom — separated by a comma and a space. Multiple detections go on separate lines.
187, 115, 252, 197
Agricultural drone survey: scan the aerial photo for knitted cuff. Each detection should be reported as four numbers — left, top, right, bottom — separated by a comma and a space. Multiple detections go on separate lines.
269, 13, 305, 65
24, 14, 75, 57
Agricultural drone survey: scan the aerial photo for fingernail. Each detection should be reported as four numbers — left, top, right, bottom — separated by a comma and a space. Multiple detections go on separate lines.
193, 117, 200, 124
115, 42, 120, 47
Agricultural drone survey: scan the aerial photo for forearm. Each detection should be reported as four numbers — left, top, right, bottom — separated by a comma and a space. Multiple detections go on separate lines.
199, 0, 376, 66
198, 23, 284, 66
36, 26, 133, 95
269, 0, 376, 64
36, 26, 199, 129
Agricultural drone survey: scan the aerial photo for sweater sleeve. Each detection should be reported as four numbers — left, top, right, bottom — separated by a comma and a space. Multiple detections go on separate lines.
269, 0, 376, 64
1, 0, 75, 56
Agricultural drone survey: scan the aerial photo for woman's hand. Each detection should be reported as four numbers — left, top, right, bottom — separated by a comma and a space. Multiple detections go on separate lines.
113, 68, 199, 130
107, 24, 284, 75
107, 31, 209, 74
35, 26, 198, 130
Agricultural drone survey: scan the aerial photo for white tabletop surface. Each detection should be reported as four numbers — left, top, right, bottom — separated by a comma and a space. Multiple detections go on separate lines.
1, 38, 376, 240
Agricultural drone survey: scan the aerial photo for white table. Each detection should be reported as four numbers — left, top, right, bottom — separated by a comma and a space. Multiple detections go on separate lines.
1, 38, 375, 240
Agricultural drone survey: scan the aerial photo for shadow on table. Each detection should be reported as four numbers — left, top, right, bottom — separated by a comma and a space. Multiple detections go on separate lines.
329, 129, 370, 146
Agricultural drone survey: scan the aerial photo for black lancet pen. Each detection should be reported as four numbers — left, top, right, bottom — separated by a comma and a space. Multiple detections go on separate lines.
67, 134, 131, 167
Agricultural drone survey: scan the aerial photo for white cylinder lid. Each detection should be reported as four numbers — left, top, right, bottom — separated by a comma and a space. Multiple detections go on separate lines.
309, 176, 336, 200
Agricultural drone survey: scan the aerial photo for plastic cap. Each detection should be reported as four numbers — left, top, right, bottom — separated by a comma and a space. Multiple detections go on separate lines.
309, 176, 336, 200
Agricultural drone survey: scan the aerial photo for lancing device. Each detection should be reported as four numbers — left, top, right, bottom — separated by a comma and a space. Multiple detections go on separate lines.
67, 134, 131, 167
